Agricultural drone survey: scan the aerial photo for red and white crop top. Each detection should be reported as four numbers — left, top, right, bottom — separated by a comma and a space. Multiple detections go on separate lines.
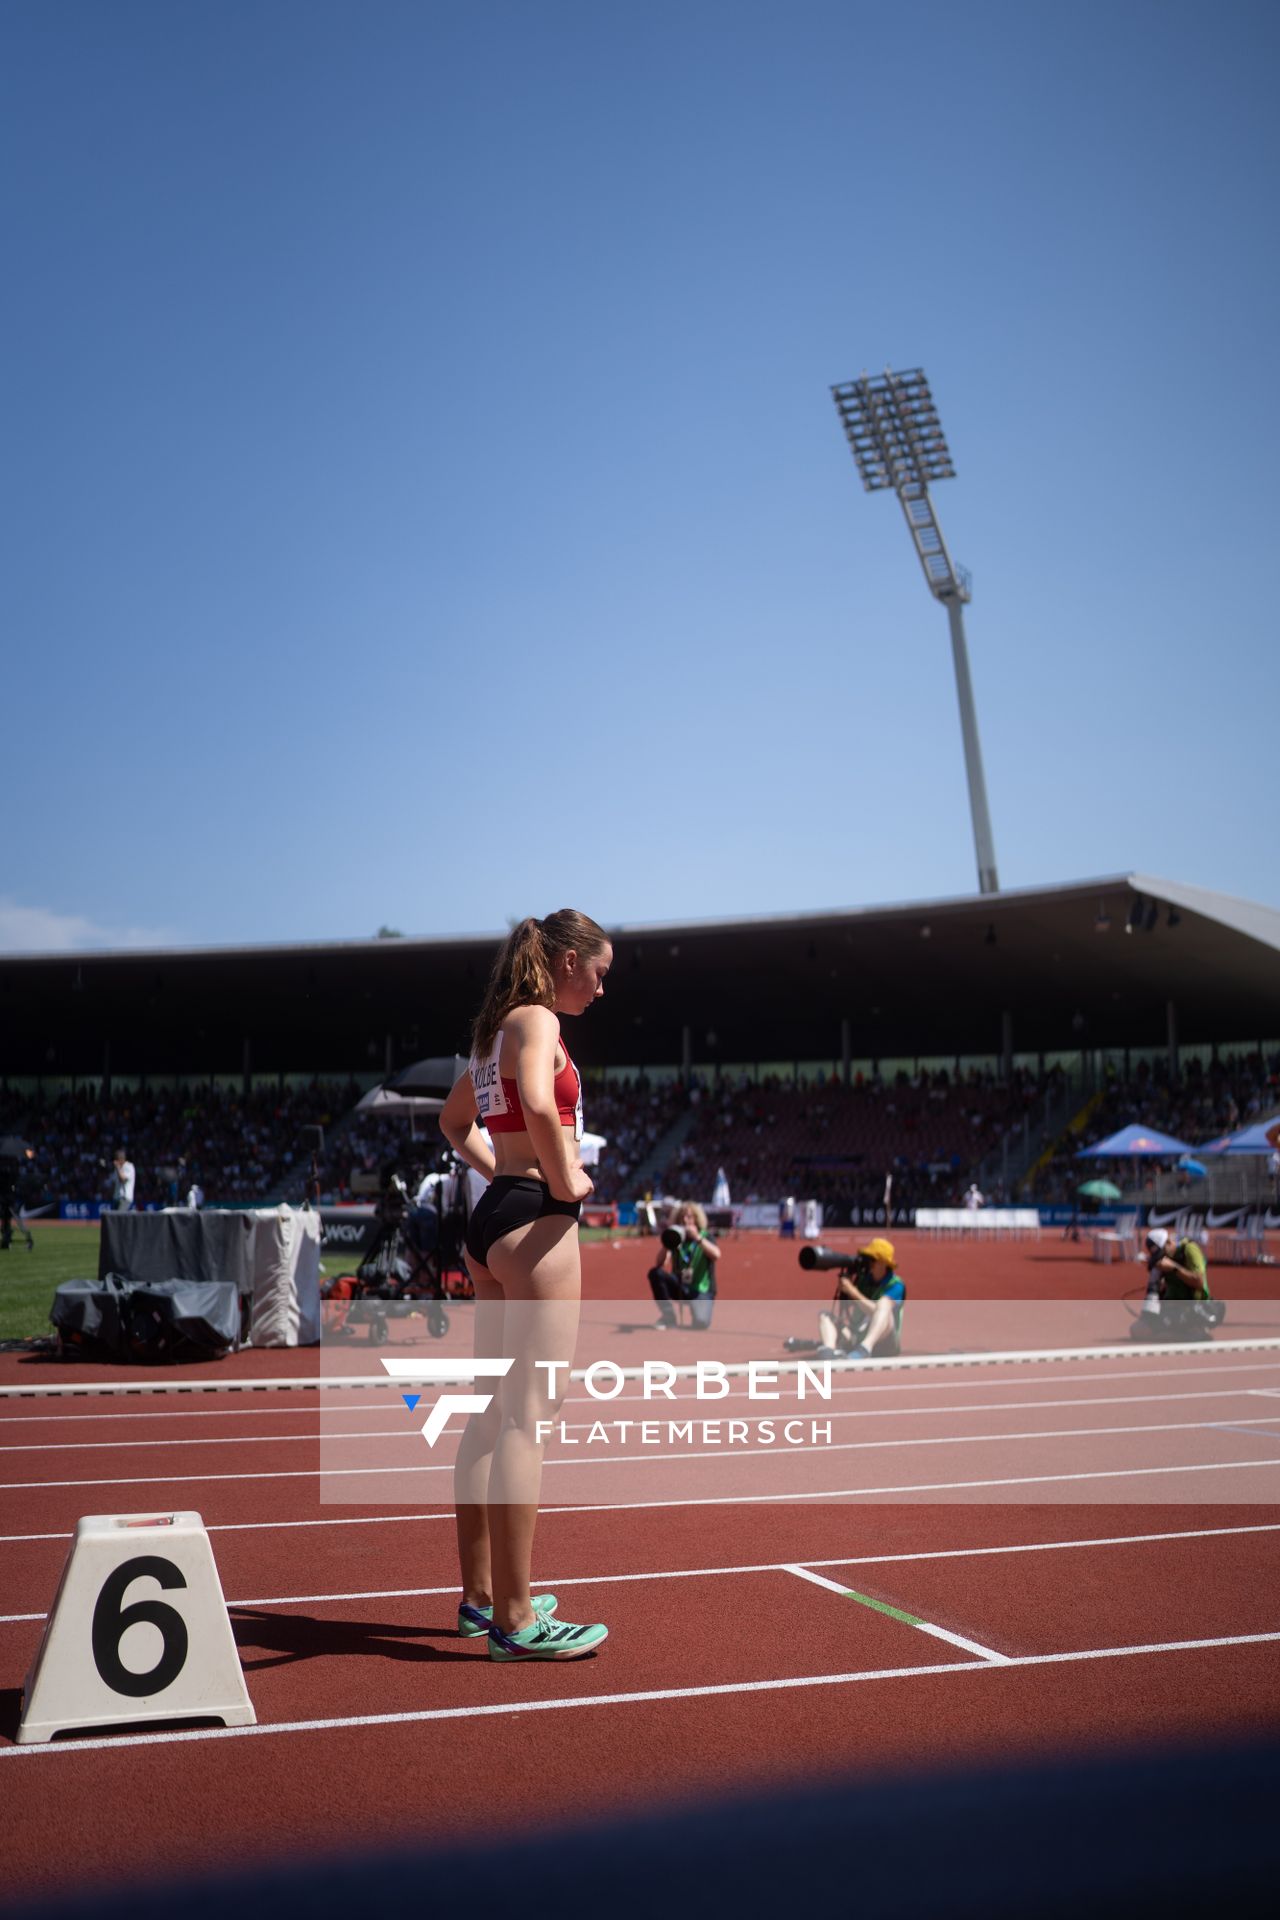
470, 1030, 583, 1141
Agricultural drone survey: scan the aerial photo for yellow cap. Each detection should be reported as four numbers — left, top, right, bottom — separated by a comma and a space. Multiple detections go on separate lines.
858, 1236, 896, 1267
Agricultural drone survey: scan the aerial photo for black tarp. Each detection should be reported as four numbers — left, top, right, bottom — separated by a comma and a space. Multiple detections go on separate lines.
51, 1276, 240, 1363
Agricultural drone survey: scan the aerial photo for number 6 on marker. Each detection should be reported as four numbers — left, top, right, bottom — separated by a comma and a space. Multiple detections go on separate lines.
17, 1510, 256, 1745
91, 1556, 190, 1698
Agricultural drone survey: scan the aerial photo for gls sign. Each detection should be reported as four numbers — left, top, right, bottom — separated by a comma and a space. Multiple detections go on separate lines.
380, 1358, 514, 1446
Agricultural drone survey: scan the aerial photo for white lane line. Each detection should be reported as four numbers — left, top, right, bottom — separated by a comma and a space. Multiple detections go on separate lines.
0, 1513, 457, 1545
6, 1357, 1280, 1426
4, 1519, 1280, 1600
4, 1454, 1280, 1502
4, 1338, 1280, 1400
7, 1385, 1275, 1454
4, 1629, 1278, 1758
8, 1411, 1280, 1490
780, 1562, 1010, 1663
0, 1432, 373, 1455
0, 1406, 355, 1428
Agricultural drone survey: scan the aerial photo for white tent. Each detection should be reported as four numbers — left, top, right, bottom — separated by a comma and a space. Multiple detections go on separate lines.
355, 1086, 443, 1115
579, 1130, 608, 1168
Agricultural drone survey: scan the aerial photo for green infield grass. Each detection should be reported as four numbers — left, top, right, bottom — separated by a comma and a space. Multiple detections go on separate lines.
0, 1220, 629, 1341
0, 1223, 101, 1341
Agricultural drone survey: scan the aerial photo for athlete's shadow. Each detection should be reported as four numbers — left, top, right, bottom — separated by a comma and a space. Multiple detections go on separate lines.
231, 1609, 476, 1671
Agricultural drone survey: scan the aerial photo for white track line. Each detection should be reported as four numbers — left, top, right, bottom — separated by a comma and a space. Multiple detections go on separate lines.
781, 1562, 1010, 1662
4, 1337, 1279, 1399
4, 1455, 1280, 1502
5, 1514, 1280, 1582
3, 1517, 1279, 1624
6, 1356, 1280, 1422
7, 1385, 1276, 1454
4, 1630, 1278, 1758
9, 1412, 1280, 1491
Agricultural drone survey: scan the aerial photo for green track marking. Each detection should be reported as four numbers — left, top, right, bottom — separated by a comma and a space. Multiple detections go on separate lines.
841, 1588, 921, 1627
783, 1562, 1008, 1662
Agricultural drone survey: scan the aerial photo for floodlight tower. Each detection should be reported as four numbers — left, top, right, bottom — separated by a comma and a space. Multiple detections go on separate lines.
831, 367, 999, 895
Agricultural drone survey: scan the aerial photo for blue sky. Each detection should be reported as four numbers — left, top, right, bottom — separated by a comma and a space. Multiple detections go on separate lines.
4, 0, 1277, 952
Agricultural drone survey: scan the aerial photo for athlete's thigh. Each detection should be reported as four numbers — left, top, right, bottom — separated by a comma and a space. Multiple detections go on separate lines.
486, 1217, 581, 1411
485, 1214, 582, 1301
466, 1257, 506, 1361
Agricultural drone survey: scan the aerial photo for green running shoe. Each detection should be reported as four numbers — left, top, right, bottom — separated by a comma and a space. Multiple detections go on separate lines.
488, 1612, 608, 1662
458, 1591, 558, 1638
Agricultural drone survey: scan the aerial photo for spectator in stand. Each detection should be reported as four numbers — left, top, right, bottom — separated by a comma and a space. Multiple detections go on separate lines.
648, 1202, 720, 1331
110, 1148, 136, 1211
963, 1182, 984, 1210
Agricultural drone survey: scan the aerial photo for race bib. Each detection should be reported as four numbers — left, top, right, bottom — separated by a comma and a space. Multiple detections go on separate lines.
469, 1038, 509, 1123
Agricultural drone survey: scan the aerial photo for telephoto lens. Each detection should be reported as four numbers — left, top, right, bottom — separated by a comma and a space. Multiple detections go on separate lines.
798, 1244, 854, 1273
661, 1225, 687, 1252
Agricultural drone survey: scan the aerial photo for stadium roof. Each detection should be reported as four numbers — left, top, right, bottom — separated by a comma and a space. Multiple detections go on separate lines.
2, 874, 1278, 1081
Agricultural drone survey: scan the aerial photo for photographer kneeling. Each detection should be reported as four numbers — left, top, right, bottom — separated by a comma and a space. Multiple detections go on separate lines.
1132, 1226, 1222, 1342
649, 1202, 720, 1331
809, 1237, 905, 1361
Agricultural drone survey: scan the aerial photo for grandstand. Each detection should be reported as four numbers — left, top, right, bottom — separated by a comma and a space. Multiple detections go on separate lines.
2, 872, 1277, 1223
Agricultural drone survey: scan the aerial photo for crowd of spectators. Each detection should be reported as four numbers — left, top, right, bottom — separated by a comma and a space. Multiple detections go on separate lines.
3, 1080, 362, 1212
609, 1066, 1050, 1220
9, 1048, 1272, 1221
1030, 1050, 1280, 1205
580, 1079, 688, 1198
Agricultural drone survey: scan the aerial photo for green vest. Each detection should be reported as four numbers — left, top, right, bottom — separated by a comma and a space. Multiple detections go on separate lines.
1163, 1238, 1209, 1301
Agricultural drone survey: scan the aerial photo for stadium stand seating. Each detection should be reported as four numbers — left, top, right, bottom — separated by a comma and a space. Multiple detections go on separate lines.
1030, 1050, 1279, 1205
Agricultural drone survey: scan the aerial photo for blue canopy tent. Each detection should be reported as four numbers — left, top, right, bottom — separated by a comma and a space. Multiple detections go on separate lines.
1197, 1118, 1280, 1156
1076, 1124, 1196, 1159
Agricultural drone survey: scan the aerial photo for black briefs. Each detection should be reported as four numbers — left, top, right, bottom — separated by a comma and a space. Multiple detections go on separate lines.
465, 1175, 581, 1265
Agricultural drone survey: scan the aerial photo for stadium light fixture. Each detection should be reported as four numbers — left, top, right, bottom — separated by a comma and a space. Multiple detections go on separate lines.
831, 367, 1000, 896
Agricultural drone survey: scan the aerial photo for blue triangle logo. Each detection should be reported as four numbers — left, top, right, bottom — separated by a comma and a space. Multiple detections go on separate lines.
401, 1393, 421, 1412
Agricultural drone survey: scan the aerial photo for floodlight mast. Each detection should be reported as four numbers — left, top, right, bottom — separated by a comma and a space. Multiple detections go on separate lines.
831, 368, 1000, 895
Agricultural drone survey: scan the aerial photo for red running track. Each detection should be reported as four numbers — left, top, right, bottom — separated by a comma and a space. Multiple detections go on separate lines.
2, 1235, 1280, 1901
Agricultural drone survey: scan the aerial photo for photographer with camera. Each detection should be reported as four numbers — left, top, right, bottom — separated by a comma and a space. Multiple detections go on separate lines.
649, 1201, 720, 1331
1132, 1226, 1222, 1342
788, 1237, 905, 1361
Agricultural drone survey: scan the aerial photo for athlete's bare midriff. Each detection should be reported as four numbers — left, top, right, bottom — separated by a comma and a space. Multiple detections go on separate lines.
491, 1120, 578, 1182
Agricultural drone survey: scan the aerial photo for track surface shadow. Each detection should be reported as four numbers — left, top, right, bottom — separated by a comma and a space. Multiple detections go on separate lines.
231, 1609, 476, 1670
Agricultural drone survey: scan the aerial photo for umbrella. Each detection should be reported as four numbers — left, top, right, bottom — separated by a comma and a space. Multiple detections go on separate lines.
1177, 1156, 1208, 1179
1076, 1124, 1195, 1158
1198, 1118, 1280, 1156
1078, 1179, 1122, 1201
355, 1086, 443, 1115
384, 1055, 469, 1098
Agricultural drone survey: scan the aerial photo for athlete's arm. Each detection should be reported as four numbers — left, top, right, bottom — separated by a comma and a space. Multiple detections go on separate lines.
439, 1071, 497, 1181
507, 1006, 592, 1203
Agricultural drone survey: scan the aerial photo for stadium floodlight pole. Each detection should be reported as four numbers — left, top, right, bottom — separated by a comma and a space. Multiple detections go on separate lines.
831, 367, 1000, 895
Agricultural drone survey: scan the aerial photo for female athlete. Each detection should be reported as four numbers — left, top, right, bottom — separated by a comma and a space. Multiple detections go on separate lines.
439, 908, 613, 1661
